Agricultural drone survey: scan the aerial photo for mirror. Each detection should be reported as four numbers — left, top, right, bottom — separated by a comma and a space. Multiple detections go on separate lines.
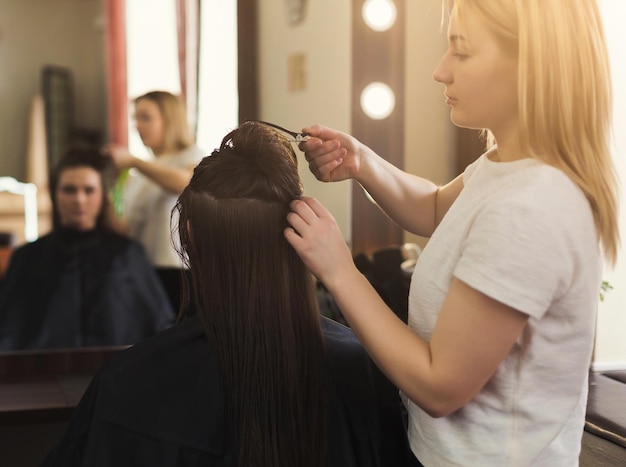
3, 0, 391, 377
0, 0, 110, 351
0, 0, 255, 355
1, 6, 250, 450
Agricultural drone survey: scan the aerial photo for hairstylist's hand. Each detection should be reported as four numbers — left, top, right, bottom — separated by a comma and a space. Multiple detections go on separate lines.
299, 125, 363, 183
101, 144, 136, 171
285, 196, 356, 287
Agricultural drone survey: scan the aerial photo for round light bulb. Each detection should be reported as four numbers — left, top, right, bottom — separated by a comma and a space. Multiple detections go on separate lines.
362, 0, 397, 32
360, 82, 396, 120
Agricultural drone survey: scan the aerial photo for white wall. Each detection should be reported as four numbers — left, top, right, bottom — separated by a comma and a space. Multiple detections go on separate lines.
404, 1, 455, 248
593, 0, 626, 370
0, 0, 106, 181
125, 0, 181, 160
258, 0, 352, 240
258, 0, 454, 246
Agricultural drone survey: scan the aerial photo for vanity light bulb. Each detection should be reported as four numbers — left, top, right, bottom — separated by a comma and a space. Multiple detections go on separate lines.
360, 82, 395, 120
362, 0, 397, 32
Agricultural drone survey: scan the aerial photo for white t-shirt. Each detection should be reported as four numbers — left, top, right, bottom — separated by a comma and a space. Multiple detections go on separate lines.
404, 154, 601, 466
124, 145, 205, 268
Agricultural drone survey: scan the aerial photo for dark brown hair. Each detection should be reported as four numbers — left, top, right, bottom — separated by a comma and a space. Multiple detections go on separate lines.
175, 122, 328, 467
49, 146, 114, 231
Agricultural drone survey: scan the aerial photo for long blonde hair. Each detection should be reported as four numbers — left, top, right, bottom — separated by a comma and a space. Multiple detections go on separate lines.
134, 91, 193, 153
452, 0, 620, 265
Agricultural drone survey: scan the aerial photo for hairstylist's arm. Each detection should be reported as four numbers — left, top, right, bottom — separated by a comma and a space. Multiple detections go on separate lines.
285, 197, 528, 417
103, 144, 193, 195
103, 199, 129, 235
300, 124, 464, 237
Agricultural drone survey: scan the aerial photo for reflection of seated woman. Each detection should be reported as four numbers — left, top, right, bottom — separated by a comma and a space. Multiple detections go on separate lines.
41, 123, 417, 467
0, 148, 175, 351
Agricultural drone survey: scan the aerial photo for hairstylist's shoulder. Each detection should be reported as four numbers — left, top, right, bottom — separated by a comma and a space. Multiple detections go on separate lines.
174, 144, 206, 174
524, 164, 597, 247
462, 152, 488, 183
501, 162, 591, 220
537, 164, 590, 206
181, 144, 206, 164
456, 163, 595, 315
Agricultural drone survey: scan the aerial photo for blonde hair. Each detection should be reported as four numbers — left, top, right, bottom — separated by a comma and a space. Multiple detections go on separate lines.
451, 0, 620, 265
134, 91, 193, 153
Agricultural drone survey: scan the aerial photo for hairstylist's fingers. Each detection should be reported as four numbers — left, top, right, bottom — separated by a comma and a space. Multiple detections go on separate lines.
285, 199, 326, 249
285, 198, 332, 243
289, 197, 333, 224
298, 137, 322, 153
299, 124, 343, 158
311, 146, 346, 167
299, 141, 346, 182
286, 198, 318, 232
300, 139, 342, 162
283, 225, 304, 250
298, 196, 333, 218
301, 124, 340, 141
285, 197, 350, 284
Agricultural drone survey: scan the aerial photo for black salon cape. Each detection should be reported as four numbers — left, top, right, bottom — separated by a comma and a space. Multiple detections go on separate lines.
40, 315, 419, 467
0, 228, 175, 350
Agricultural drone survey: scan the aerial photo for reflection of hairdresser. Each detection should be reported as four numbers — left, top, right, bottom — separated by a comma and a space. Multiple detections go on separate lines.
41, 122, 417, 467
0, 148, 175, 351
102, 91, 205, 268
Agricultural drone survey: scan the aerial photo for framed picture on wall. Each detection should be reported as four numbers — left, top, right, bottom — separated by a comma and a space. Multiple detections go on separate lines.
42, 65, 74, 171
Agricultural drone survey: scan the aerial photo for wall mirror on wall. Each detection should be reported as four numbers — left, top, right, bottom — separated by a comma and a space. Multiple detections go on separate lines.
0, 0, 257, 433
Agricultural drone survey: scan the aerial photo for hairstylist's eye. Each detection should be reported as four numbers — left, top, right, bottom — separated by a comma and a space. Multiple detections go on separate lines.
134, 113, 151, 124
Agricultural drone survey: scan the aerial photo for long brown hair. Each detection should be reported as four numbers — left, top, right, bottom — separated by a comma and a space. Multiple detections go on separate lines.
174, 122, 328, 467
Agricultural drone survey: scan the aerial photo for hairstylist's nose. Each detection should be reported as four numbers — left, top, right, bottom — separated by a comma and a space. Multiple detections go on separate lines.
433, 54, 451, 84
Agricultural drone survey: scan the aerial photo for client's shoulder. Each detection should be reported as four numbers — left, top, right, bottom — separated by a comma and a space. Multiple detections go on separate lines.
321, 316, 376, 385
321, 316, 365, 356
92, 315, 226, 454
103, 315, 210, 379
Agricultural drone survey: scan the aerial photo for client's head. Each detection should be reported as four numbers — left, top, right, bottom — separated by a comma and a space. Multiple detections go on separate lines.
50, 146, 113, 231
174, 121, 327, 467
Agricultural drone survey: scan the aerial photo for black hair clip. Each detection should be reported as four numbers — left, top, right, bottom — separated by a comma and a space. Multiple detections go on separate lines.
252, 120, 310, 142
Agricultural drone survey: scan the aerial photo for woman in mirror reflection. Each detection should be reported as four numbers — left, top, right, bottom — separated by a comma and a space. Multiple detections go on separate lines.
102, 90, 205, 270
41, 122, 418, 467
285, 0, 619, 465
0, 147, 174, 350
